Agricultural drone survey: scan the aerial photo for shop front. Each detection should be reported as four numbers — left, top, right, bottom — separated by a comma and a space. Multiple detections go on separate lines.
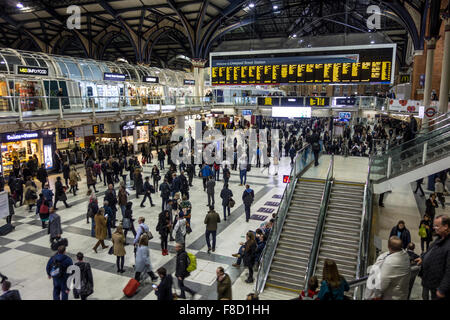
0, 130, 56, 174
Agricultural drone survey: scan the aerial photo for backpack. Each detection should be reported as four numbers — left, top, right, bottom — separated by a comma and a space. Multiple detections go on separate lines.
40, 201, 49, 214
140, 225, 153, 241
25, 189, 36, 200
50, 256, 64, 278
186, 252, 197, 273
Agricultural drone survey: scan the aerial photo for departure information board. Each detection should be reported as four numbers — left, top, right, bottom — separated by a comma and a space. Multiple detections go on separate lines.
210, 44, 395, 85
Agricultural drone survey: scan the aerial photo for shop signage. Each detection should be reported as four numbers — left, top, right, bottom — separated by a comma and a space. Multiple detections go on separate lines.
399, 74, 410, 84
93, 124, 104, 134
152, 119, 159, 126
104, 73, 126, 81
136, 120, 151, 126
143, 76, 159, 83
5, 132, 39, 141
17, 65, 48, 76
242, 110, 252, 116
184, 79, 195, 85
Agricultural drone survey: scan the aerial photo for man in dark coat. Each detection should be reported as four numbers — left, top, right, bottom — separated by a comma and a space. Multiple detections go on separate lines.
159, 179, 171, 211
175, 243, 196, 299
140, 177, 155, 208
416, 215, 450, 300
53, 177, 70, 209
62, 162, 70, 188
179, 171, 189, 199
0, 281, 21, 300
104, 184, 117, 228
389, 220, 411, 249
242, 185, 255, 223
36, 164, 48, 190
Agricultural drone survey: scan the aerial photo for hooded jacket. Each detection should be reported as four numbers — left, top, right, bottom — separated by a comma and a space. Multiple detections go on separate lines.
242, 188, 255, 206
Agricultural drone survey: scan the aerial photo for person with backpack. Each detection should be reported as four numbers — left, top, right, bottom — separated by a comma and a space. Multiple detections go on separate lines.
140, 177, 156, 208
36, 193, 50, 229
42, 183, 54, 208
23, 181, 37, 213
133, 217, 151, 248
46, 245, 73, 300
318, 259, 350, 300
220, 184, 233, 221
134, 234, 158, 282
72, 252, 94, 300
159, 178, 171, 211
419, 214, 433, 253
175, 243, 196, 299
299, 276, 319, 300
222, 164, 231, 186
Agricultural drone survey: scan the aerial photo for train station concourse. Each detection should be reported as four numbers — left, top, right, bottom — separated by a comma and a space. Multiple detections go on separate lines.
0, 0, 449, 308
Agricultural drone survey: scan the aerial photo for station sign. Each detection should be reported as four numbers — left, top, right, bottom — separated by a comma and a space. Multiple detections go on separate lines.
305, 97, 330, 107
104, 73, 126, 81
17, 65, 48, 76
143, 76, 159, 83
93, 124, 105, 134
334, 97, 357, 106
184, 79, 195, 85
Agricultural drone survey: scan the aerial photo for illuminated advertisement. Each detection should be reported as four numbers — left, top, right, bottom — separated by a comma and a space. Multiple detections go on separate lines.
44, 144, 53, 169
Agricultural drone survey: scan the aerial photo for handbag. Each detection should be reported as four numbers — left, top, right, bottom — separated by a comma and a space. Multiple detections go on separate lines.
228, 198, 235, 208
108, 246, 114, 255
140, 226, 153, 240
122, 217, 131, 229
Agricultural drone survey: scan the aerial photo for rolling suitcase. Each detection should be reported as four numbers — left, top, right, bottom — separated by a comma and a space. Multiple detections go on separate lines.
123, 278, 140, 297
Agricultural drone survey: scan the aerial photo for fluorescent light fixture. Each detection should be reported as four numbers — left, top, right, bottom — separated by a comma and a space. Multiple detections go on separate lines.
273, 5, 278, 9
288, 99, 296, 102
292, 34, 297, 38
16, 2, 24, 9
370, 40, 375, 44
249, 3, 255, 8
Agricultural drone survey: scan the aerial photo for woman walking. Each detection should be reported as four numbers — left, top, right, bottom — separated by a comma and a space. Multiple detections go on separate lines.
318, 259, 350, 300
123, 201, 136, 244
23, 181, 37, 213
69, 166, 78, 196
156, 210, 171, 256
111, 226, 126, 273
36, 193, 50, 229
93, 208, 109, 253
134, 235, 158, 282
152, 165, 160, 190
118, 186, 128, 218
242, 231, 257, 283
86, 166, 98, 192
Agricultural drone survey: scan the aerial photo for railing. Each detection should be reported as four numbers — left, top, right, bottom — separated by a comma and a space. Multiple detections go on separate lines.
255, 143, 315, 294
370, 128, 450, 182
304, 154, 334, 292
353, 159, 373, 299
420, 111, 450, 132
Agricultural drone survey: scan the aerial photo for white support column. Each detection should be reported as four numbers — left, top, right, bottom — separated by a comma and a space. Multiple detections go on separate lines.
133, 127, 138, 154
439, 19, 450, 114
194, 67, 200, 99
387, 156, 392, 179
423, 38, 436, 108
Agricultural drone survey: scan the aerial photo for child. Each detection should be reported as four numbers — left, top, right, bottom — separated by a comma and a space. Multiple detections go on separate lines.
299, 276, 319, 300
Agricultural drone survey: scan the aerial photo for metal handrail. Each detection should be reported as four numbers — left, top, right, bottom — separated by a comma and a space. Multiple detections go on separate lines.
304, 154, 334, 292
255, 142, 313, 294
421, 111, 450, 129
353, 158, 372, 299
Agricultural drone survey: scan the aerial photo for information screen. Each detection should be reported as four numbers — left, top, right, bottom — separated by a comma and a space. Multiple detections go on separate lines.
272, 107, 311, 118
210, 44, 395, 85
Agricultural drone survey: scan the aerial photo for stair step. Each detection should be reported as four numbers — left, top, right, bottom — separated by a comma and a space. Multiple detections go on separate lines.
322, 229, 360, 241
326, 215, 362, 226
325, 219, 361, 229
327, 208, 362, 218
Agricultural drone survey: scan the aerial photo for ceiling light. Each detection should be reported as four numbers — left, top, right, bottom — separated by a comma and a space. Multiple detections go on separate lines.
16, 2, 24, 9
249, 3, 255, 8
292, 34, 297, 38
370, 40, 375, 44
273, 5, 278, 9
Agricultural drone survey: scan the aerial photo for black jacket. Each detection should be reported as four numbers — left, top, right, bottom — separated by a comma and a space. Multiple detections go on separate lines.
37, 168, 48, 183
425, 198, 438, 220
242, 189, 255, 207
175, 250, 190, 278
156, 275, 173, 300
243, 241, 257, 267
389, 226, 411, 249
0, 290, 21, 300
159, 182, 171, 199
421, 235, 450, 295
220, 188, 233, 206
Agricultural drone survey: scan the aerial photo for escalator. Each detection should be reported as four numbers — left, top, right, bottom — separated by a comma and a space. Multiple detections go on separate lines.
265, 178, 326, 292
313, 181, 365, 288
371, 120, 450, 194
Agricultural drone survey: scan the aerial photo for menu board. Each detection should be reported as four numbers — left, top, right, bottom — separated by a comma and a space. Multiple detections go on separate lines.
210, 45, 395, 85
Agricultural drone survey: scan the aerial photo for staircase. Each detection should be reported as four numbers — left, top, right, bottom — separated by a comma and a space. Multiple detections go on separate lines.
314, 181, 365, 288
265, 178, 326, 293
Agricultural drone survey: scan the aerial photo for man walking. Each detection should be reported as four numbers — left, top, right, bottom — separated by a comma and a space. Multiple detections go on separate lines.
140, 177, 155, 208
46, 245, 73, 300
159, 178, 171, 211
216, 267, 232, 300
206, 177, 216, 207
204, 206, 221, 254
175, 243, 196, 299
415, 215, 450, 300
414, 178, 425, 197
242, 184, 255, 223
200, 164, 212, 191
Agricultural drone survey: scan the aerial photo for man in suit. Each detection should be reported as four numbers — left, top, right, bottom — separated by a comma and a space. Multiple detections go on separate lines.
0, 281, 21, 300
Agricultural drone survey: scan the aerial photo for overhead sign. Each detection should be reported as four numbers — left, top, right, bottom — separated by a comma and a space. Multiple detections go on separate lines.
210, 44, 396, 85
425, 106, 437, 118
399, 74, 410, 84
339, 112, 352, 120
334, 97, 357, 106
17, 65, 48, 76
242, 110, 252, 116
143, 76, 159, 83
306, 97, 330, 107
58, 128, 67, 140
184, 79, 195, 85
5, 132, 39, 141
93, 124, 104, 134
104, 73, 126, 81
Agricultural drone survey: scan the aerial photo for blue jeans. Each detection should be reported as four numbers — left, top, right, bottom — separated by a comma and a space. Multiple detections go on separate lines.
120, 205, 126, 218
245, 205, 251, 221
239, 170, 247, 185
205, 230, 217, 250
223, 205, 230, 220
91, 219, 95, 237
214, 169, 220, 181
236, 245, 245, 265
159, 160, 164, 169
53, 278, 68, 300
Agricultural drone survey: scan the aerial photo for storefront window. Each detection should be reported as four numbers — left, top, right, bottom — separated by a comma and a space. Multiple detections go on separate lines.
1, 137, 44, 174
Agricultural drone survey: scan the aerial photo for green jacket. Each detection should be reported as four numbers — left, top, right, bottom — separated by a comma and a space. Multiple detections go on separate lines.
204, 210, 220, 231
